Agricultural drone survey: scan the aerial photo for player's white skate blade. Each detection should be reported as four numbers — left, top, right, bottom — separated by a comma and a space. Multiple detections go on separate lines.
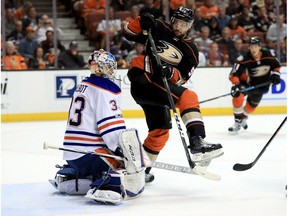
85, 189, 123, 205
192, 149, 224, 163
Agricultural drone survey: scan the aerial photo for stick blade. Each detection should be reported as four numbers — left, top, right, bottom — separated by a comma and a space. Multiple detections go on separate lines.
233, 163, 253, 171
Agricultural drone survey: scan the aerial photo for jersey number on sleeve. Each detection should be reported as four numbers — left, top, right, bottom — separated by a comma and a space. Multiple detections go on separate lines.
69, 96, 85, 126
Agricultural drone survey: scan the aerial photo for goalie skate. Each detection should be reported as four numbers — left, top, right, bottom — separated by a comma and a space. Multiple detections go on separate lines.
85, 189, 123, 205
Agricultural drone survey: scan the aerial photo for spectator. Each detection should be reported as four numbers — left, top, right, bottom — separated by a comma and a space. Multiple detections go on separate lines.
208, 17, 221, 41
215, 6, 230, 31
215, 27, 234, 54
207, 42, 228, 66
6, 20, 26, 44
115, 54, 127, 68
111, 0, 129, 11
40, 30, 65, 56
139, 0, 163, 19
80, 0, 105, 35
28, 46, 48, 69
266, 14, 287, 42
238, 5, 255, 33
228, 38, 246, 65
227, 16, 248, 42
265, 0, 276, 23
198, 51, 207, 67
5, 8, 17, 36
278, 38, 287, 63
254, 6, 271, 32
58, 41, 86, 69
2, 41, 27, 70
125, 42, 144, 65
96, 6, 122, 49
194, 26, 213, 57
14, 1, 33, 20
190, 8, 208, 39
22, 6, 40, 30
225, 0, 243, 17
36, 14, 62, 43
45, 48, 61, 68
199, 0, 219, 21
18, 26, 39, 63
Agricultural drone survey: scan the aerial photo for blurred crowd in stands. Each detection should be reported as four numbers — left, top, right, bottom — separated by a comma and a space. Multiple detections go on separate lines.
2, 0, 287, 70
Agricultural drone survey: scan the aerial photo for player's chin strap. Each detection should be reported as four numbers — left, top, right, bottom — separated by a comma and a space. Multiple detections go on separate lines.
145, 28, 196, 169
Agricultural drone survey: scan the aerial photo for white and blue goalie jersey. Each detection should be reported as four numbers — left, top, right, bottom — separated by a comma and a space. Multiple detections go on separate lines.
63, 74, 126, 160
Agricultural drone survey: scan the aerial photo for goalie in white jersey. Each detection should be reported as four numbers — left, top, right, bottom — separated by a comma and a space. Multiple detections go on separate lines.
50, 49, 150, 204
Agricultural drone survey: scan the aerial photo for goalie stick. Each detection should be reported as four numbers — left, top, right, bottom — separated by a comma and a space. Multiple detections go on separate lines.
44, 142, 220, 181
233, 116, 287, 171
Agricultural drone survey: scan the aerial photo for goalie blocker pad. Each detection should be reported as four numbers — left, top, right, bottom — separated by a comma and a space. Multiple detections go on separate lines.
119, 128, 151, 174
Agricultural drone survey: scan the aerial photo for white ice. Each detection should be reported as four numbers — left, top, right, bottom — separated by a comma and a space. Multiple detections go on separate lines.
1, 114, 287, 216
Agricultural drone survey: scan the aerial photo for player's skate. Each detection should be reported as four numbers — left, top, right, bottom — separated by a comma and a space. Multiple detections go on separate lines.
189, 136, 223, 163
145, 173, 155, 183
228, 118, 248, 134
85, 188, 123, 205
145, 167, 155, 183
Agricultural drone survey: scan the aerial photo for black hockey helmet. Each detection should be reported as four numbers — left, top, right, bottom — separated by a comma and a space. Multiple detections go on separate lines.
249, 37, 261, 46
171, 6, 194, 24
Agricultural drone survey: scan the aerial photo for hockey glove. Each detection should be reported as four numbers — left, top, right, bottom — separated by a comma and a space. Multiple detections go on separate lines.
162, 65, 174, 79
231, 84, 241, 98
270, 72, 281, 85
140, 13, 156, 32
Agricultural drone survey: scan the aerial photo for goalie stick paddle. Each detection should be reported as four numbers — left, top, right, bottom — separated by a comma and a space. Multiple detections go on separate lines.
44, 142, 220, 181
233, 116, 287, 171
199, 81, 271, 104
146, 29, 196, 169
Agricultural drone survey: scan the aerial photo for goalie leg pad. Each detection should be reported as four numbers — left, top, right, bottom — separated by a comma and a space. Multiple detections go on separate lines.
86, 169, 145, 203
119, 128, 151, 173
49, 164, 92, 195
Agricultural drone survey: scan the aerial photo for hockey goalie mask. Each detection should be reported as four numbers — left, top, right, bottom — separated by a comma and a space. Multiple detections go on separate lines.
88, 49, 117, 78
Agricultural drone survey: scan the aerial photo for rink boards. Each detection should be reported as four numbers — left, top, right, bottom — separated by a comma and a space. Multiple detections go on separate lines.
1, 67, 286, 122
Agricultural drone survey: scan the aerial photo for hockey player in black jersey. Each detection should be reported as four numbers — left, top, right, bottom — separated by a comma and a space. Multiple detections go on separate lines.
122, 7, 223, 182
228, 37, 282, 133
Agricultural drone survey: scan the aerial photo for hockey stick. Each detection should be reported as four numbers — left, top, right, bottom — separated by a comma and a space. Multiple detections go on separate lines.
146, 29, 196, 169
44, 142, 220, 181
199, 81, 271, 104
233, 116, 287, 171
43, 142, 124, 161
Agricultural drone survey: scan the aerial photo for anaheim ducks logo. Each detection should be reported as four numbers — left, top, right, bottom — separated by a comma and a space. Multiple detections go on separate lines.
156, 40, 183, 65
250, 65, 271, 77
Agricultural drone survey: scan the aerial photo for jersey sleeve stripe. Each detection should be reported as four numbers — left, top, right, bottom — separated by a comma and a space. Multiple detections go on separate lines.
64, 136, 104, 142
63, 142, 106, 147
98, 120, 125, 131
100, 126, 126, 136
97, 115, 120, 124
65, 130, 102, 137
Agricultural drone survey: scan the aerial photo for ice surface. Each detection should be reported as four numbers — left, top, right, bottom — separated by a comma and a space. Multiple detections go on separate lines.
1, 114, 287, 216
